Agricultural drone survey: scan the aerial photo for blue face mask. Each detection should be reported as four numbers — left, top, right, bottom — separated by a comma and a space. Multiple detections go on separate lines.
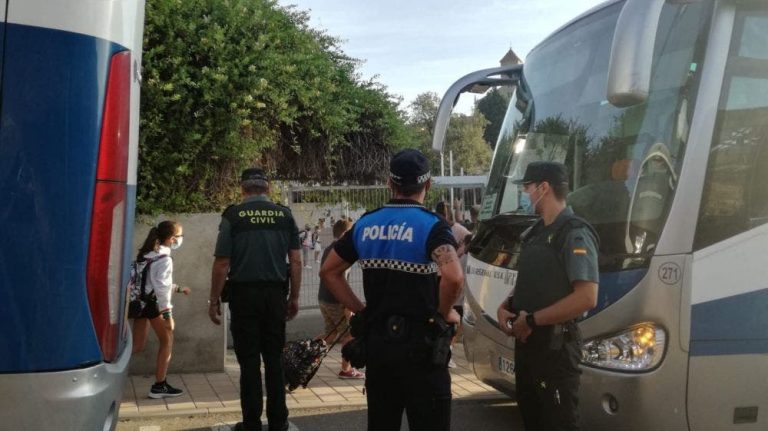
518, 185, 542, 215
519, 193, 534, 214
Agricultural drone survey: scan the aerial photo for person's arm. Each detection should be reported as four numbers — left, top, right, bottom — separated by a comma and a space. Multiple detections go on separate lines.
286, 249, 302, 320
510, 282, 597, 341
152, 257, 174, 318
496, 292, 517, 336
431, 244, 463, 323
452, 197, 464, 225
524, 281, 597, 325
320, 250, 364, 312
454, 223, 471, 257
208, 256, 230, 325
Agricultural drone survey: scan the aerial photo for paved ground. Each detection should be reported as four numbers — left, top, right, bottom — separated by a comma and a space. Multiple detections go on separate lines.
117, 399, 523, 430
120, 343, 505, 420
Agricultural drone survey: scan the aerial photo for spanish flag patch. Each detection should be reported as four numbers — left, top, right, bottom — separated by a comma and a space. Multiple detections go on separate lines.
573, 248, 588, 255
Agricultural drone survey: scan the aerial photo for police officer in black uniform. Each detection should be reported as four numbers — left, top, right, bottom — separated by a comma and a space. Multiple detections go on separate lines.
208, 168, 302, 431
496, 161, 599, 431
320, 149, 464, 431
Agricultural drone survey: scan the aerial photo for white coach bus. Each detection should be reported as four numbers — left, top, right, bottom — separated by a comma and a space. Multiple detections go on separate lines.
0, 1, 145, 430
433, 0, 768, 429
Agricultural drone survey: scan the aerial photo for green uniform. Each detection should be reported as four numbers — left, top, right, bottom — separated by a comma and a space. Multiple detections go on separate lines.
214, 195, 300, 282
513, 206, 599, 313
512, 206, 599, 431
214, 194, 299, 430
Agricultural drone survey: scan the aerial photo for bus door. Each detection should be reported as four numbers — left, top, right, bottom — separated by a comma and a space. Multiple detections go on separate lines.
688, 2, 768, 429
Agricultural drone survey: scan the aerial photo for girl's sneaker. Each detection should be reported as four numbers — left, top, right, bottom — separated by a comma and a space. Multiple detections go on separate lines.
338, 368, 365, 379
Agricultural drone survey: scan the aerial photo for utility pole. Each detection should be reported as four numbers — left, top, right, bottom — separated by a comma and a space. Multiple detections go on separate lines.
449, 150, 454, 220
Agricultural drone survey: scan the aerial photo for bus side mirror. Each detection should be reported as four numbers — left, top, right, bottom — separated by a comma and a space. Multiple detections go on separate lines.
432, 65, 522, 152
607, 0, 702, 107
607, 0, 666, 107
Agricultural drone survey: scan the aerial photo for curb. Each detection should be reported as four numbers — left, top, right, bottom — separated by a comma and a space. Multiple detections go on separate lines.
119, 392, 510, 420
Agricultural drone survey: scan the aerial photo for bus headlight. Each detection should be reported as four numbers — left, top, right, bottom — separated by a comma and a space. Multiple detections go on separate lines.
462, 297, 477, 326
581, 323, 666, 371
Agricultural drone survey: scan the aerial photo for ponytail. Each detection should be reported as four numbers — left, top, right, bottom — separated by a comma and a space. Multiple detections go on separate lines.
136, 220, 180, 261
137, 227, 159, 261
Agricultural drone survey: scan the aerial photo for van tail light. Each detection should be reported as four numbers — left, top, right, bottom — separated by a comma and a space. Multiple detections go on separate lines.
87, 51, 130, 362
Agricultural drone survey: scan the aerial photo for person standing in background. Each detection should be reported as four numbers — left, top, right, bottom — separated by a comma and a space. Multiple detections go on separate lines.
435, 201, 470, 257
312, 225, 322, 263
317, 219, 364, 379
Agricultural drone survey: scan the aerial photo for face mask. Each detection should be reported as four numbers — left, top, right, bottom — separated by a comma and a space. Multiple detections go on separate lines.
171, 236, 183, 250
519, 185, 543, 215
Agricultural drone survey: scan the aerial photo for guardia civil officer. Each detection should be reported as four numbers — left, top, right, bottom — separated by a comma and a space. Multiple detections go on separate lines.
208, 168, 302, 431
320, 149, 464, 431
496, 161, 599, 431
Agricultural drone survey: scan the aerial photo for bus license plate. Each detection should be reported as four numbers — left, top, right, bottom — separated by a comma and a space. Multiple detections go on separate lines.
497, 355, 515, 376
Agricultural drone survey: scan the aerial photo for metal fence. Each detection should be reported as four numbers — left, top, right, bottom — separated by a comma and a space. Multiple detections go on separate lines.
289, 181, 484, 309
296, 263, 364, 309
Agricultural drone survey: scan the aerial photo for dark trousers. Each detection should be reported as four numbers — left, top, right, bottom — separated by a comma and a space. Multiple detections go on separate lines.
229, 283, 288, 431
366, 364, 451, 431
514, 335, 583, 431
364, 321, 452, 431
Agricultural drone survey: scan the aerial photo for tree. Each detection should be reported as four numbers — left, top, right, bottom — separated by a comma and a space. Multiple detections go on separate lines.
444, 110, 492, 175
139, 0, 409, 213
475, 88, 510, 149
406, 92, 491, 176
406, 92, 442, 173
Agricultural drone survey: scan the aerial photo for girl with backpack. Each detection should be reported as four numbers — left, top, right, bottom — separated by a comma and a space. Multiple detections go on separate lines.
131, 220, 190, 398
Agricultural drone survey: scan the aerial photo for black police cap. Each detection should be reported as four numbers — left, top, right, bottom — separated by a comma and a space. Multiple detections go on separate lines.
241, 167, 269, 183
389, 149, 431, 186
511, 161, 568, 185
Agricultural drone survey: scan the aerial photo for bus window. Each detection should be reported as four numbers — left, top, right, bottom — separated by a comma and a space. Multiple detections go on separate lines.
695, 9, 768, 249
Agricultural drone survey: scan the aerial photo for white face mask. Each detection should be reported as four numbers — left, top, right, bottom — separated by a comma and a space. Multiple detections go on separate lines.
171, 236, 183, 250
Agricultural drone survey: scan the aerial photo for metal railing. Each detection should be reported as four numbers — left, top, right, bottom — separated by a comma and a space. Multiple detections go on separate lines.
296, 262, 364, 309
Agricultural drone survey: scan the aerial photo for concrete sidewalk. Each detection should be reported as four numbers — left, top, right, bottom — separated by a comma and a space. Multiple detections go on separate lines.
120, 343, 505, 419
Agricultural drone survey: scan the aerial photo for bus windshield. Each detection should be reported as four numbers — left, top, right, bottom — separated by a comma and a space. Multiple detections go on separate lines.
482, 1, 710, 270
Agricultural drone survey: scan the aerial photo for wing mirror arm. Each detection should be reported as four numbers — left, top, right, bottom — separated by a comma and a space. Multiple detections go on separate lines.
432, 65, 522, 152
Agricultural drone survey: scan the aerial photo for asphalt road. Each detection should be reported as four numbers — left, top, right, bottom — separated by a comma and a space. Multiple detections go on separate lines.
117, 398, 522, 431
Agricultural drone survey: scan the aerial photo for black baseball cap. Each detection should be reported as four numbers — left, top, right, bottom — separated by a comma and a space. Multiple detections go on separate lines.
511, 161, 568, 185
390, 149, 431, 186
241, 167, 269, 184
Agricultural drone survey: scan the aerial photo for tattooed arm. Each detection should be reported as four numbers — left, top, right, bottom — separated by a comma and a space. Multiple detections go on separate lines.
431, 244, 464, 322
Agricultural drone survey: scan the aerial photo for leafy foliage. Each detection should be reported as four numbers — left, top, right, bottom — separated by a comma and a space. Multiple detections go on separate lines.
475, 88, 511, 149
138, 0, 412, 213
407, 92, 492, 176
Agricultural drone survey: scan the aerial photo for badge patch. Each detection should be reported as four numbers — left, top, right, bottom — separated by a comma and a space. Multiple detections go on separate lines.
572, 248, 587, 255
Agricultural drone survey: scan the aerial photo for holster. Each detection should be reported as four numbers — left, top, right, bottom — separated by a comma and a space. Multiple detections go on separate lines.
429, 314, 456, 367
548, 321, 581, 350
341, 310, 368, 368
341, 337, 367, 369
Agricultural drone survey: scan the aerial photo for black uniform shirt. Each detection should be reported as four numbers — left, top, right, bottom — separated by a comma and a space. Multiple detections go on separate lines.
334, 199, 457, 319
